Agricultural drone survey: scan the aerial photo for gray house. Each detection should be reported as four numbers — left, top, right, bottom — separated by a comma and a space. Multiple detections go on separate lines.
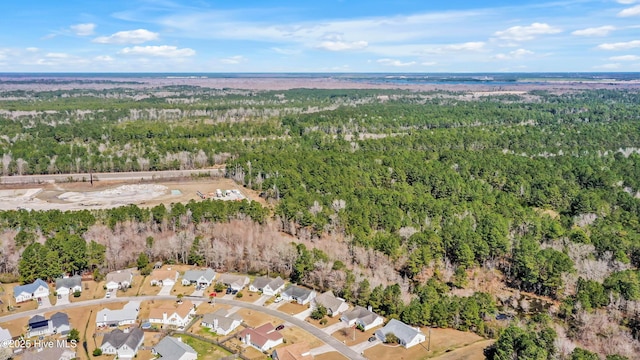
152, 336, 197, 360
51, 312, 71, 335
280, 285, 316, 305
313, 291, 349, 317
201, 309, 242, 335
181, 269, 216, 287
249, 276, 285, 296
100, 328, 144, 359
218, 274, 249, 291
340, 306, 384, 331
55, 275, 82, 296
374, 319, 426, 348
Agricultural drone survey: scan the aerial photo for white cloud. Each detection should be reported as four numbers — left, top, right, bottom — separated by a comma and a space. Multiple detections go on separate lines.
617, 0, 638, 4
45, 52, 70, 59
316, 40, 368, 51
119, 45, 195, 57
70, 23, 96, 36
26, 47, 39, 52
597, 40, 640, 50
494, 48, 534, 60
271, 47, 301, 55
423, 42, 486, 54
421, 61, 437, 66
619, 5, 640, 16
571, 26, 615, 37
494, 22, 561, 41
594, 63, 621, 69
376, 58, 416, 67
93, 29, 159, 44
94, 55, 114, 62
609, 55, 640, 61
220, 55, 247, 64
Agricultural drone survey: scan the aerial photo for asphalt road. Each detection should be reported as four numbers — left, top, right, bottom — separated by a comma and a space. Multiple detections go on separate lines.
0, 168, 226, 185
0, 295, 366, 360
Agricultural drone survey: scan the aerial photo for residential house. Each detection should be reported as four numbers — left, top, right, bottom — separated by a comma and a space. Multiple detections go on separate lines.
149, 300, 196, 328
27, 315, 53, 338
152, 336, 197, 360
340, 306, 384, 331
238, 323, 283, 352
201, 309, 242, 335
218, 274, 249, 291
249, 276, 285, 296
181, 269, 216, 287
50, 312, 71, 336
105, 270, 133, 291
96, 301, 140, 327
22, 347, 76, 360
271, 342, 313, 360
374, 319, 426, 348
150, 269, 179, 287
14, 278, 50, 303
0, 325, 11, 343
100, 328, 144, 359
280, 285, 316, 305
313, 291, 349, 317
55, 275, 82, 296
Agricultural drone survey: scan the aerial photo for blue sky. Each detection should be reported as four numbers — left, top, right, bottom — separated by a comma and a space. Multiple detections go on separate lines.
1, 0, 640, 72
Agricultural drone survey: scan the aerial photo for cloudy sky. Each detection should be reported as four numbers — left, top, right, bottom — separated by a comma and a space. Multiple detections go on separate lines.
1, 0, 640, 72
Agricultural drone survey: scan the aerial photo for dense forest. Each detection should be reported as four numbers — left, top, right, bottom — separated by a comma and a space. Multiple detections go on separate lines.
1, 86, 640, 359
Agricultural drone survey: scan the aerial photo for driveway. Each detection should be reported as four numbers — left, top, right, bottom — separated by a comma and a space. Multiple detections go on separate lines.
38, 296, 52, 309
190, 288, 204, 297
350, 337, 380, 354
323, 320, 347, 335
56, 294, 70, 306
294, 308, 313, 320
253, 294, 271, 306
158, 285, 173, 296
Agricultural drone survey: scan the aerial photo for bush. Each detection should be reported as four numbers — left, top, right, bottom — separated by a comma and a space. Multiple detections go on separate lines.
214, 282, 226, 292
73, 291, 81, 298
384, 332, 399, 344
319, 318, 328, 325
311, 305, 327, 320
93, 348, 103, 356
236, 292, 243, 298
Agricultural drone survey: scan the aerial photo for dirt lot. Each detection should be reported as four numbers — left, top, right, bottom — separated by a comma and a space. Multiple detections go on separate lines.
364, 328, 485, 360
277, 301, 309, 316
0, 177, 264, 211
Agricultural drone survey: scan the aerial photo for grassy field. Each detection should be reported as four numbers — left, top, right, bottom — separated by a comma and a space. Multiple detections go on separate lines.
235, 289, 261, 303
235, 308, 280, 328
332, 325, 378, 347
69, 280, 105, 303
307, 314, 340, 329
277, 301, 309, 316
176, 334, 234, 360
0, 282, 40, 316
279, 326, 323, 348
364, 328, 485, 360
316, 352, 348, 360
136, 275, 162, 296
430, 339, 494, 360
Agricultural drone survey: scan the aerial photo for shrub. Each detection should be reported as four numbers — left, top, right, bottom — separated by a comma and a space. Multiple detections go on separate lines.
236, 292, 243, 298
93, 348, 103, 356
73, 291, 81, 298
311, 305, 327, 320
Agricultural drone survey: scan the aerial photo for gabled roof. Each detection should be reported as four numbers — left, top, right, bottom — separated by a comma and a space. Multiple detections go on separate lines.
106, 270, 132, 284
56, 275, 82, 290
28, 315, 47, 326
314, 291, 345, 313
282, 285, 314, 300
150, 269, 178, 282
201, 309, 242, 332
97, 301, 140, 324
22, 347, 74, 360
153, 336, 197, 360
219, 274, 248, 287
239, 323, 283, 349
101, 328, 144, 350
150, 301, 194, 320
272, 342, 313, 360
183, 269, 216, 282
342, 306, 381, 326
14, 279, 49, 296
51, 312, 70, 329
0, 326, 11, 342
252, 276, 285, 290
376, 319, 424, 344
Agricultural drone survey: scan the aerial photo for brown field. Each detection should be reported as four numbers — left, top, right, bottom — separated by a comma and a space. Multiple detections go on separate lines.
279, 326, 323, 349
136, 276, 162, 296
315, 352, 348, 360
225, 337, 267, 360
235, 289, 261, 303
195, 302, 231, 315
70, 280, 105, 302
235, 308, 280, 328
306, 315, 340, 329
430, 339, 494, 360
128, 274, 146, 296
364, 328, 485, 360
332, 325, 379, 346
277, 301, 309, 316
0, 283, 39, 317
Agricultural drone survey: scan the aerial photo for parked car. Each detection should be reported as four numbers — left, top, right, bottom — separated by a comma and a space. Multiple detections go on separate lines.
274, 297, 283, 303
231, 289, 238, 295
226, 288, 232, 295
106, 292, 111, 298
368, 336, 377, 342
275, 324, 285, 331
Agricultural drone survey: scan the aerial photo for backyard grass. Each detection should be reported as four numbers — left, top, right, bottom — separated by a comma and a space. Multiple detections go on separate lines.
176, 334, 234, 360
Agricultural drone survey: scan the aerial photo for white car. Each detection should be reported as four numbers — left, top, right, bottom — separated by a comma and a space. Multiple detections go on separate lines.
106, 292, 111, 298
274, 297, 283, 303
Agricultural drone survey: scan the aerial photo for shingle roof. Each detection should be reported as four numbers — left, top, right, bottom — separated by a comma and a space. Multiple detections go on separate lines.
55, 275, 82, 290
272, 342, 313, 360
151, 270, 178, 282
101, 328, 144, 350
314, 291, 345, 313
251, 276, 285, 291
97, 301, 140, 325
375, 319, 423, 344
0, 326, 11, 342
219, 274, 248, 287
153, 336, 196, 360
182, 269, 216, 282
106, 270, 132, 284
51, 312, 69, 329
201, 309, 242, 332
239, 323, 282, 349
341, 306, 380, 326
28, 315, 47, 326
149, 301, 194, 320
14, 279, 49, 297
282, 285, 314, 300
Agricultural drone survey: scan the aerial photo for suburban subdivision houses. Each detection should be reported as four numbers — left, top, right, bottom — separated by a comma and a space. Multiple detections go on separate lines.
280, 285, 316, 305
218, 274, 250, 291
55, 275, 82, 296
271, 342, 313, 360
181, 268, 216, 287
100, 328, 144, 359
249, 276, 285, 296
96, 301, 140, 327
22, 347, 77, 360
201, 309, 243, 335
149, 300, 196, 328
150, 269, 179, 286
105, 270, 133, 291
0, 325, 11, 343
13, 278, 50, 303
340, 306, 384, 331
152, 336, 198, 360
313, 291, 349, 317
238, 323, 284, 352
27, 312, 70, 338
374, 319, 426, 348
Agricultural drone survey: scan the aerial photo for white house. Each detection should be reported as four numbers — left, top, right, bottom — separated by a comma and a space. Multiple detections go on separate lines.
27, 315, 53, 338
150, 269, 179, 287
218, 274, 249, 291
271, 342, 313, 360
0, 325, 11, 344
375, 319, 426, 348
152, 336, 197, 360
181, 269, 216, 287
55, 275, 82, 296
313, 291, 349, 317
22, 347, 76, 360
96, 301, 140, 327
14, 279, 50, 303
341, 306, 384, 331
249, 276, 285, 296
280, 285, 316, 305
149, 301, 195, 328
105, 270, 133, 291
238, 323, 283, 352
201, 309, 242, 335
100, 328, 144, 359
